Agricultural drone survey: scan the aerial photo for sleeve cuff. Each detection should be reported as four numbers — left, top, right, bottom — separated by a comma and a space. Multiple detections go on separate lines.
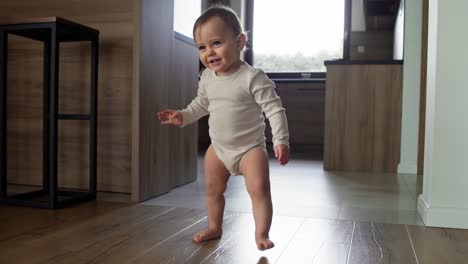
179, 110, 194, 128
273, 140, 290, 149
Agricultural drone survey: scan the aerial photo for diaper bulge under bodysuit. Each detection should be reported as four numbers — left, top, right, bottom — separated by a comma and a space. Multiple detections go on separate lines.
180, 62, 289, 175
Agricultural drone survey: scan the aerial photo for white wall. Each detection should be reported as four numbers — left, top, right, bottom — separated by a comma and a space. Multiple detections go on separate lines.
398, 0, 422, 174
418, 0, 468, 229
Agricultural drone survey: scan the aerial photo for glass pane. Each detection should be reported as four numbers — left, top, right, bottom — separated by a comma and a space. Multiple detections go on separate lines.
174, 0, 201, 38
253, 0, 345, 72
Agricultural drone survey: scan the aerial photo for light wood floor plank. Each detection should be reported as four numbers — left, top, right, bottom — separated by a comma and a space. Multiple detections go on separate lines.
406, 225, 468, 264
130, 212, 240, 264
276, 218, 354, 264
89, 207, 207, 264
44, 207, 206, 264
0, 201, 127, 242
0, 204, 172, 264
185, 213, 251, 264
200, 215, 303, 264
348, 222, 418, 264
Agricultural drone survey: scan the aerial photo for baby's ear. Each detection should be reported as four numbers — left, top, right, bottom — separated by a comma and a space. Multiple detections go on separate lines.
237, 33, 247, 50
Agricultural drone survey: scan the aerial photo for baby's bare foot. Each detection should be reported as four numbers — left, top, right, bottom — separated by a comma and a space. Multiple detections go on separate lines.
256, 237, 275, 251
192, 228, 222, 244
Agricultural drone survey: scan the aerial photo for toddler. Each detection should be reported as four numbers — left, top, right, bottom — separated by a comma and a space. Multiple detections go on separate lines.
157, 5, 289, 251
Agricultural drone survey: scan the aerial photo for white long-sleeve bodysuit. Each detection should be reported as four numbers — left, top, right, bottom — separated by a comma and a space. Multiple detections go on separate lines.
180, 62, 289, 175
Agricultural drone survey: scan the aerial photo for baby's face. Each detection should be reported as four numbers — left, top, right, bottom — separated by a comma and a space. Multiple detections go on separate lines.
194, 16, 244, 76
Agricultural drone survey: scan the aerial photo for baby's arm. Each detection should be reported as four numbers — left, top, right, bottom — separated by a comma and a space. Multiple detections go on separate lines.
178, 85, 209, 127
251, 70, 290, 165
157, 80, 209, 127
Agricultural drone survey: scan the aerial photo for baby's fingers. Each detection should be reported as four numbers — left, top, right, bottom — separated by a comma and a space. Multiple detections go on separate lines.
276, 149, 283, 163
276, 147, 289, 166
279, 155, 285, 165
157, 109, 175, 119
160, 118, 174, 125
281, 152, 289, 165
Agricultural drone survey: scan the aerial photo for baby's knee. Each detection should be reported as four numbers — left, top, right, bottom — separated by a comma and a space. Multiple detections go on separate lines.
247, 181, 270, 198
205, 181, 226, 197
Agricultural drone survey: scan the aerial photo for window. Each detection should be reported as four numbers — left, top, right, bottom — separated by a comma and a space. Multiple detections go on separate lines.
248, 0, 345, 74
174, 0, 201, 38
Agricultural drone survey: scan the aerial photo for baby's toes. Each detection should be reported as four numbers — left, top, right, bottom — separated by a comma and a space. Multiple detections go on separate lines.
256, 238, 275, 251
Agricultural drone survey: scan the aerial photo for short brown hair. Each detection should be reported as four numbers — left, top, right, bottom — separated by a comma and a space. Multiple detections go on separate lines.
193, 5, 243, 39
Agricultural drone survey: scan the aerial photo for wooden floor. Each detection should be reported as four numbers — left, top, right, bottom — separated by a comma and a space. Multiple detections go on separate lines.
1, 151, 466, 263
144, 152, 423, 226
1, 199, 468, 263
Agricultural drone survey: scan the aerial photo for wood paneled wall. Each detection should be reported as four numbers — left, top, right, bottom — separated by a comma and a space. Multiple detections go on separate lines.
1, 0, 134, 193
133, 0, 199, 201
2, 0, 200, 201
132, 0, 173, 201
0, 0, 198, 201
324, 64, 402, 173
169, 39, 199, 189
6, 37, 44, 187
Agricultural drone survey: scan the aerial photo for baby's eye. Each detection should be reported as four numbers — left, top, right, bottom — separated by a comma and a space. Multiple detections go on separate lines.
213, 41, 221, 46
198, 45, 206, 51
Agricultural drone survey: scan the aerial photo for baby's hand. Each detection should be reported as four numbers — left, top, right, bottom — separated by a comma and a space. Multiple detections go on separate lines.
274, 144, 289, 166
157, 109, 183, 126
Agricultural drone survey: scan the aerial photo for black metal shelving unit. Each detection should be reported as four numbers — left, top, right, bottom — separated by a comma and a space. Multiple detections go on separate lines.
0, 17, 99, 209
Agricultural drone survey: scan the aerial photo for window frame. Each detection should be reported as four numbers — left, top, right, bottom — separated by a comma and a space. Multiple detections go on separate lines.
244, 0, 351, 80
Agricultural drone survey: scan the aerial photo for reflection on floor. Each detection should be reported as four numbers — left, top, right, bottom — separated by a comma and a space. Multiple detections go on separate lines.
144, 151, 424, 226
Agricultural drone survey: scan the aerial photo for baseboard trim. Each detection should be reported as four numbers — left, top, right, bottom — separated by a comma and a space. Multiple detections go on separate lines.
417, 194, 468, 229
398, 162, 418, 174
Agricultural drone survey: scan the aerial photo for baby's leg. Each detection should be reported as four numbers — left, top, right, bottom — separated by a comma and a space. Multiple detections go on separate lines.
240, 148, 275, 251
193, 145, 230, 244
